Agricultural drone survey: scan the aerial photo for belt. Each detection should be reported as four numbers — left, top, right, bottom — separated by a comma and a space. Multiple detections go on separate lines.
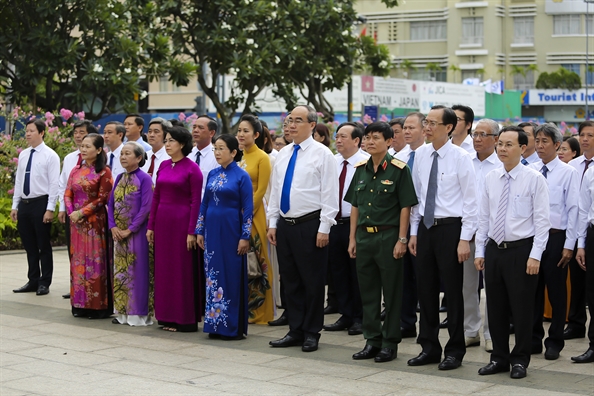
282, 210, 321, 226
420, 216, 461, 227
549, 228, 565, 235
20, 195, 49, 204
488, 237, 533, 250
360, 225, 394, 233
335, 217, 350, 225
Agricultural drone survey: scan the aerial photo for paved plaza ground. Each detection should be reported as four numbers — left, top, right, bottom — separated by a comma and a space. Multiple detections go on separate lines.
1, 249, 593, 395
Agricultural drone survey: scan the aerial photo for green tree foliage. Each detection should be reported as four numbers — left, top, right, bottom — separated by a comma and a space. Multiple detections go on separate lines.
535, 68, 582, 90
0, 0, 176, 119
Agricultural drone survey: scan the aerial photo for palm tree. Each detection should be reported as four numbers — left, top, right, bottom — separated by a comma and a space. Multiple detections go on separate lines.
449, 64, 461, 83
399, 59, 417, 79
426, 62, 441, 81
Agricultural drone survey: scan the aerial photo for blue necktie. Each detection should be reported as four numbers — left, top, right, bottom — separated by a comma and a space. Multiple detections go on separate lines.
280, 144, 300, 214
109, 153, 114, 169
23, 148, 35, 196
423, 151, 438, 229
195, 151, 201, 165
541, 165, 548, 179
407, 151, 415, 172
521, 158, 528, 166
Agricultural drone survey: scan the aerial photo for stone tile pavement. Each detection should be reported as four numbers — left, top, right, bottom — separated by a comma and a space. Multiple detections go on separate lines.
1, 250, 593, 395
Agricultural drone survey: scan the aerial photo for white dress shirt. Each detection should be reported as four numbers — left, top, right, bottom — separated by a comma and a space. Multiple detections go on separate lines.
475, 163, 550, 260
389, 144, 411, 159
107, 144, 125, 178
58, 149, 81, 212
395, 143, 427, 164
270, 148, 279, 158
569, 154, 594, 185
135, 137, 152, 152
335, 150, 370, 218
472, 151, 502, 207
189, 143, 218, 198
267, 136, 339, 234
529, 157, 579, 249
522, 150, 540, 165
410, 140, 478, 240
577, 167, 594, 249
12, 142, 60, 211
459, 134, 476, 156
141, 146, 170, 185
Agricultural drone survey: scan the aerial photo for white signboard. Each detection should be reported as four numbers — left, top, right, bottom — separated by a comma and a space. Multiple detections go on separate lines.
527, 89, 594, 106
419, 82, 485, 116
360, 76, 420, 110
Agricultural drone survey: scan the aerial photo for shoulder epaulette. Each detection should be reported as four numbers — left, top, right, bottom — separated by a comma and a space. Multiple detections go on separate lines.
354, 160, 367, 168
391, 158, 406, 169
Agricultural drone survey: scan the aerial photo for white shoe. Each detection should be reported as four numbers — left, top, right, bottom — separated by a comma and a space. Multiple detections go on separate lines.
465, 335, 481, 347
485, 340, 493, 352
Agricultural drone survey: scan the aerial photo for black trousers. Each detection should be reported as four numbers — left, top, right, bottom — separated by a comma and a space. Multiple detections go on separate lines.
401, 249, 418, 331
585, 226, 594, 350
328, 222, 362, 323
17, 197, 53, 287
486, 240, 537, 367
416, 220, 465, 360
532, 231, 567, 352
276, 216, 328, 339
567, 245, 586, 332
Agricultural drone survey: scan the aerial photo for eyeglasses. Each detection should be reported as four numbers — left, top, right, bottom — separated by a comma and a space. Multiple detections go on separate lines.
286, 118, 308, 125
471, 133, 496, 139
422, 120, 445, 128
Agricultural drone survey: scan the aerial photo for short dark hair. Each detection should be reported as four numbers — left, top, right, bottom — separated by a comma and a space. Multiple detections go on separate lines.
336, 122, 364, 148
364, 121, 393, 140
499, 125, 528, 146
169, 119, 183, 127
126, 113, 145, 132
83, 133, 107, 173
451, 104, 474, 134
105, 121, 126, 138
534, 123, 563, 144
168, 126, 193, 156
26, 119, 46, 138
389, 118, 404, 128
149, 117, 172, 135
314, 123, 331, 147
215, 134, 242, 162
431, 105, 457, 133
518, 122, 537, 137
563, 136, 581, 158
73, 119, 98, 135
404, 112, 426, 126
239, 114, 264, 148
578, 120, 594, 135
197, 115, 218, 134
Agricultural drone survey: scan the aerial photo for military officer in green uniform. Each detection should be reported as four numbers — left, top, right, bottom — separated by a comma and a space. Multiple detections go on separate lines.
345, 121, 418, 363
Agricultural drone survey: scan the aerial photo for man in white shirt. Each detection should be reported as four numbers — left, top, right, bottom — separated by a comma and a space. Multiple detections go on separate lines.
103, 121, 125, 178
267, 105, 339, 352
518, 122, 539, 165
57, 119, 96, 299
407, 105, 477, 371
190, 115, 218, 198
529, 123, 579, 360
323, 122, 369, 336
124, 113, 151, 152
142, 117, 172, 185
572, 167, 594, 363
566, 120, 594, 340
10, 119, 60, 296
451, 104, 476, 156
475, 126, 550, 379
388, 118, 408, 157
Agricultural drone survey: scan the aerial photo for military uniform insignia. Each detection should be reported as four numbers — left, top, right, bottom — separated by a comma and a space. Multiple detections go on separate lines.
381, 180, 393, 185
391, 158, 406, 169
381, 160, 387, 170
354, 160, 367, 168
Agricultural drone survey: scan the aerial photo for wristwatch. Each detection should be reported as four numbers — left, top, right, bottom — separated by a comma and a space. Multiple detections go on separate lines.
398, 237, 408, 244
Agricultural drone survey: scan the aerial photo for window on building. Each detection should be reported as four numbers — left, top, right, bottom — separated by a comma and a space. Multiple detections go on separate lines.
513, 17, 534, 44
410, 21, 446, 41
410, 68, 447, 82
513, 70, 535, 90
172, 83, 181, 92
461, 17, 483, 45
562, 64, 581, 75
461, 70, 480, 81
587, 15, 594, 35
553, 14, 581, 35
159, 75, 169, 92
587, 68, 594, 86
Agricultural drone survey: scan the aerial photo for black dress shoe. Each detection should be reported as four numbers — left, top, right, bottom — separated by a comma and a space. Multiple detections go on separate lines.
478, 361, 510, 375
323, 305, 338, 315
374, 347, 396, 363
269, 334, 303, 348
352, 345, 381, 360
571, 349, 594, 363
401, 328, 417, 338
323, 318, 352, 331
302, 336, 318, 352
439, 318, 448, 329
348, 322, 363, 336
564, 327, 586, 340
407, 352, 441, 366
544, 348, 560, 360
380, 309, 386, 321
510, 364, 527, 379
268, 312, 289, 326
62, 293, 70, 299
13, 282, 37, 293
36, 285, 49, 296
438, 356, 462, 370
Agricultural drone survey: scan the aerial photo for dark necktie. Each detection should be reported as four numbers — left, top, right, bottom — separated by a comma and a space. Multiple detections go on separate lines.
76, 153, 82, 166
280, 144, 300, 214
109, 153, 114, 169
521, 158, 528, 166
337, 160, 348, 219
540, 165, 548, 179
195, 151, 201, 165
582, 159, 592, 182
147, 154, 157, 176
423, 151, 438, 229
23, 149, 35, 196
407, 151, 416, 172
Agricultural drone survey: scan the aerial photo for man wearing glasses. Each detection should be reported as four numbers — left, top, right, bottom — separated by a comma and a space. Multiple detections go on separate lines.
407, 105, 477, 371
267, 105, 339, 352
475, 126, 550, 379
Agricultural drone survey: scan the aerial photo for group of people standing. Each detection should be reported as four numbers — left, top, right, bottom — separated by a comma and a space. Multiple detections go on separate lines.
9, 103, 594, 379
